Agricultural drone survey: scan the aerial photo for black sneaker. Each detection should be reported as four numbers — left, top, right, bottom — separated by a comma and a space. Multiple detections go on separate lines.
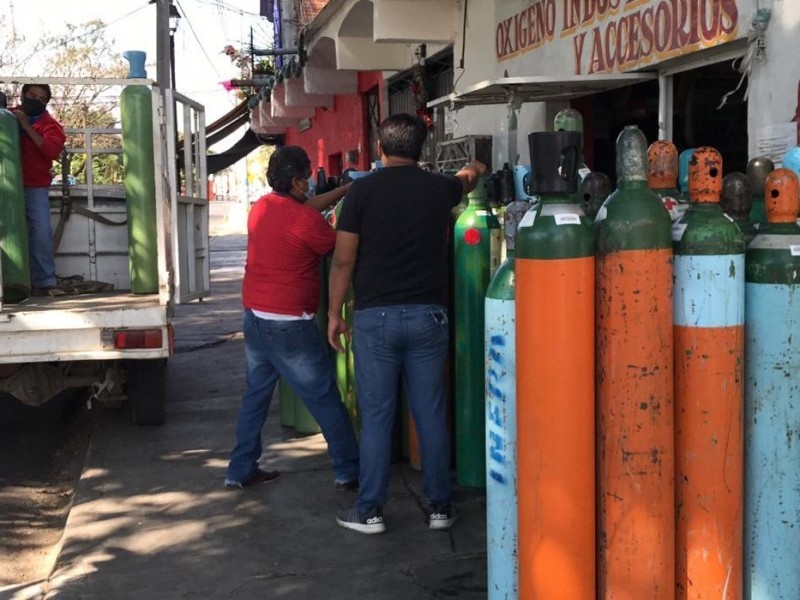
336, 506, 385, 534
335, 479, 359, 492
428, 503, 459, 531
224, 468, 281, 490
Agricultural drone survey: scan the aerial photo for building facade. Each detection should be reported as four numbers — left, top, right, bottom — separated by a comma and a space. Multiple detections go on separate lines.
268, 0, 798, 179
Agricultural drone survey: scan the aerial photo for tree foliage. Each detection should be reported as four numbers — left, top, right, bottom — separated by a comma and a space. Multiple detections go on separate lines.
1, 19, 129, 185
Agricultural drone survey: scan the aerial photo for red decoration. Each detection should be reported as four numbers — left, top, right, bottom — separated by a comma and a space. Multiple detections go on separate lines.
411, 62, 433, 130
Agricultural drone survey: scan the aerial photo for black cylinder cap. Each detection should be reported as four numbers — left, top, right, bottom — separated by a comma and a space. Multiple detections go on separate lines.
528, 131, 581, 195
720, 172, 753, 219
581, 171, 612, 218
747, 156, 775, 196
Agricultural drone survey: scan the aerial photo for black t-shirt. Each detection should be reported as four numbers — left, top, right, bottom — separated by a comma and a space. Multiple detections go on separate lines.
336, 165, 463, 310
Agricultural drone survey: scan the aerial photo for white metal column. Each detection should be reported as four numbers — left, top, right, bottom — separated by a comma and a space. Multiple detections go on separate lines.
166, 89, 209, 304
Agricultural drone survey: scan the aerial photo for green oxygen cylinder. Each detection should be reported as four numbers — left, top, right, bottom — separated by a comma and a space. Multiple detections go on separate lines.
121, 50, 158, 293
746, 156, 775, 228
454, 176, 502, 488
554, 108, 591, 182
294, 259, 328, 434
278, 377, 297, 427
0, 105, 31, 303
330, 200, 359, 430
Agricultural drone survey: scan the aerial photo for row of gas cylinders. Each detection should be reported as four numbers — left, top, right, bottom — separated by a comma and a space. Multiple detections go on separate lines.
457, 125, 800, 599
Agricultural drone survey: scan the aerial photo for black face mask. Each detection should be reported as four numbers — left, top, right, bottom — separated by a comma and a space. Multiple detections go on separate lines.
22, 97, 46, 117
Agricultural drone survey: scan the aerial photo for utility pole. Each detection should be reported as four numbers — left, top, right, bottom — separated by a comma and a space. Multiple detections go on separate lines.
152, 0, 180, 189
154, 0, 172, 92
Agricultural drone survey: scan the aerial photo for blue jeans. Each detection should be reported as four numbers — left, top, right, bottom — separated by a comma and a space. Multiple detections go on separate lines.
352, 304, 452, 513
227, 310, 359, 484
24, 187, 56, 288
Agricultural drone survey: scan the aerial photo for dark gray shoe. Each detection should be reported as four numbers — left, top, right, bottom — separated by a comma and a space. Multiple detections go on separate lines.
336, 506, 385, 534
335, 479, 358, 492
428, 503, 459, 531
224, 468, 281, 490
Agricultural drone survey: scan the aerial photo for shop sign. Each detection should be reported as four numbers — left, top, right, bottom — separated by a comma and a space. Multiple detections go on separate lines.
495, 0, 746, 74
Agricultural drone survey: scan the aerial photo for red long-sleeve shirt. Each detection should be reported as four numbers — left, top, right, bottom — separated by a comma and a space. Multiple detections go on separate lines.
242, 191, 335, 316
16, 110, 66, 187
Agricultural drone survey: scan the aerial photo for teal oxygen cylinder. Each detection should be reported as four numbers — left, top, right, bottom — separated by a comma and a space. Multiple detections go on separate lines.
454, 177, 501, 488
0, 102, 31, 302
121, 50, 158, 293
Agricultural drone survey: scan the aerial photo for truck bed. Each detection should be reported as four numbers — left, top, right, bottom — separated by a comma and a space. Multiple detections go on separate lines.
4, 291, 162, 313
0, 291, 169, 363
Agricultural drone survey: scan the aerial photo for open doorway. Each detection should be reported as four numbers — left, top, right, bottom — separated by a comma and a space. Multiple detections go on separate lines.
672, 60, 748, 174
574, 59, 748, 184
574, 79, 660, 185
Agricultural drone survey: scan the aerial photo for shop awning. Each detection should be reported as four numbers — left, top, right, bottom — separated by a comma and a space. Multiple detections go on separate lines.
207, 128, 283, 175
428, 73, 657, 108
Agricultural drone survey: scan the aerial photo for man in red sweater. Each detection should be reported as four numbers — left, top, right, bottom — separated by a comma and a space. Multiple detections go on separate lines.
12, 84, 66, 296
225, 146, 359, 491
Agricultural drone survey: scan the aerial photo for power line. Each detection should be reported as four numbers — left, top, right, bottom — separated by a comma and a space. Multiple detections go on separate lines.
189, 0, 263, 18
35, 4, 150, 55
213, 0, 229, 41
175, 0, 224, 80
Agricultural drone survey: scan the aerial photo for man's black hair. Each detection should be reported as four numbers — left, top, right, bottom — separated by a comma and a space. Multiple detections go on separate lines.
21, 83, 52, 103
378, 113, 427, 161
267, 145, 311, 193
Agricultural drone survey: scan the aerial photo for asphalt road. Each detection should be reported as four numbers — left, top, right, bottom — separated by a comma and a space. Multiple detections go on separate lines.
0, 201, 250, 593
0, 391, 94, 588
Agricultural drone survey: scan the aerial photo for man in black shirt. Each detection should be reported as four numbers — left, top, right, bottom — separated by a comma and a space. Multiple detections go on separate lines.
328, 113, 486, 534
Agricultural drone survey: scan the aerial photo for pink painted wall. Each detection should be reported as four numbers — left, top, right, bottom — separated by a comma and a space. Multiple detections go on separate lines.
284, 71, 383, 175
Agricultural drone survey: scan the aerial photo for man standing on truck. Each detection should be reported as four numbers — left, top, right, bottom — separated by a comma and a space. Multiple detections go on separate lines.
225, 145, 360, 491
12, 83, 66, 297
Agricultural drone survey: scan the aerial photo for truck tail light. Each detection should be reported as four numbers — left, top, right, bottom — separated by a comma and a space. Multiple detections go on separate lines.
113, 329, 164, 349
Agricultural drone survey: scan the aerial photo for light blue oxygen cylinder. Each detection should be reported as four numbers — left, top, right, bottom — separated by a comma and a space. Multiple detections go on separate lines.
678, 147, 695, 199
744, 168, 800, 600
782, 146, 800, 195
484, 199, 526, 600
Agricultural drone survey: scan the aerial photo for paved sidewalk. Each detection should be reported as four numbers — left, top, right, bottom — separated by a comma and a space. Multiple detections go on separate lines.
19, 232, 487, 599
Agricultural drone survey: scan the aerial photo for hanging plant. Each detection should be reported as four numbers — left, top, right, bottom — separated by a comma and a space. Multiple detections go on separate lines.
411, 48, 433, 129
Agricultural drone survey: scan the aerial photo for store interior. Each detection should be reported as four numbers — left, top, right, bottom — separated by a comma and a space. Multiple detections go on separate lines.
574, 60, 749, 185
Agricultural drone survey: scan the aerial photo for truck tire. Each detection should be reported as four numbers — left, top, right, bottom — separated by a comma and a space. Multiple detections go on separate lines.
127, 359, 167, 426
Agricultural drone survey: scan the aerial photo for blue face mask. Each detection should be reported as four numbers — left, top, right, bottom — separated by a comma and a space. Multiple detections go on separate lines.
305, 177, 316, 199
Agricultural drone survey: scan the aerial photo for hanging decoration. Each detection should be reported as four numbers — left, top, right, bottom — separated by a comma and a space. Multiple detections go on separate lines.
411, 44, 433, 129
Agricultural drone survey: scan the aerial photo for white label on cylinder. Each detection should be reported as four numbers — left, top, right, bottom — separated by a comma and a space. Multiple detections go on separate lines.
578, 166, 591, 180
595, 204, 607, 223
791, 245, 800, 256
518, 209, 537, 229
490, 229, 502, 278
475, 210, 491, 217
555, 213, 581, 225
672, 223, 687, 241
